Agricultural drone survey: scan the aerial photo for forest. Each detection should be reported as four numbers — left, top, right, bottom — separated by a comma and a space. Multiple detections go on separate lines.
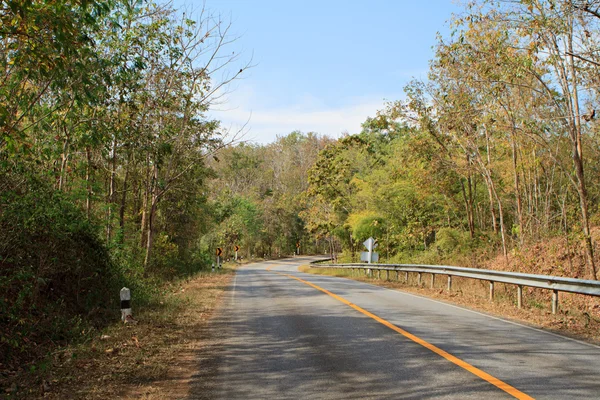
3, 0, 600, 373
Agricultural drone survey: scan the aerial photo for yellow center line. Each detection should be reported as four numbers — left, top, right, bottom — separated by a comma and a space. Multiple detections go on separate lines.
270, 269, 534, 400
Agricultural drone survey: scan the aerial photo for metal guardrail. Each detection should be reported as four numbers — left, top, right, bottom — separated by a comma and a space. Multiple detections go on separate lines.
310, 261, 600, 314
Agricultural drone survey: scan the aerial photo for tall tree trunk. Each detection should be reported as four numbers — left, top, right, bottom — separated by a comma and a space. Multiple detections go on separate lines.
495, 188, 508, 259
485, 169, 507, 258
144, 198, 157, 269
474, 142, 506, 257
349, 232, 356, 262
460, 175, 475, 238
119, 153, 130, 244
484, 128, 498, 233
86, 147, 92, 220
140, 153, 150, 248
561, 192, 575, 271
486, 181, 498, 234
106, 136, 117, 243
511, 133, 524, 245
539, 146, 550, 233
58, 132, 69, 191
566, 19, 596, 279
144, 164, 159, 269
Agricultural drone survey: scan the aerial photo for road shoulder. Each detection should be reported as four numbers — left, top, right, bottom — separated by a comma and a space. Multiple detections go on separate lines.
3, 269, 235, 399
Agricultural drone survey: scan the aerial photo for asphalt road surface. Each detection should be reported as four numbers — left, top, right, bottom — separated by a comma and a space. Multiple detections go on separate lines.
189, 257, 600, 399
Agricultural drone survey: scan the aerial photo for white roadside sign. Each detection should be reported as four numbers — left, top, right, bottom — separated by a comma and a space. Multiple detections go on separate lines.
363, 237, 378, 264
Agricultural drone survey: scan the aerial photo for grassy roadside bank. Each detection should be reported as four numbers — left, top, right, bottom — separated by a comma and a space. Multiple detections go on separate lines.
298, 265, 600, 345
1, 266, 235, 399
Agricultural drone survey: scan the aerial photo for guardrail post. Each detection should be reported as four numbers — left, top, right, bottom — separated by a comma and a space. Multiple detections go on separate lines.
552, 290, 558, 314
489, 281, 494, 301
430, 274, 435, 288
369, 268, 373, 278
447, 275, 452, 291
405, 271, 408, 283
396, 271, 399, 281
417, 272, 422, 286
377, 270, 381, 279
517, 285, 523, 309
386, 270, 390, 281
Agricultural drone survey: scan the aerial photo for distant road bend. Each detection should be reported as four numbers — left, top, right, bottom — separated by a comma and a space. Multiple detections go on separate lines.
190, 257, 600, 399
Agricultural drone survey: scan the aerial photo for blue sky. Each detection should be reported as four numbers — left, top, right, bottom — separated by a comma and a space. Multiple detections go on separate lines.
176, 1, 461, 144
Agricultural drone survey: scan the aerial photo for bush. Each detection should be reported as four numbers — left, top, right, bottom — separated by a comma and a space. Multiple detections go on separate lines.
0, 185, 122, 366
434, 228, 464, 254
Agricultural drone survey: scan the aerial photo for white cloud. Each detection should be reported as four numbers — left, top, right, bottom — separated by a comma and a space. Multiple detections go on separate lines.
209, 84, 395, 144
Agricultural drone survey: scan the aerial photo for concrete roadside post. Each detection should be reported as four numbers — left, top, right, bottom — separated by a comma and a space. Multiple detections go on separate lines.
120, 287, 132, 322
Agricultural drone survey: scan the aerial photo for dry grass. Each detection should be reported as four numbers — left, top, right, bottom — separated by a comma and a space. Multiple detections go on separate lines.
301, 265, 600, 345
1, 267, 235, 399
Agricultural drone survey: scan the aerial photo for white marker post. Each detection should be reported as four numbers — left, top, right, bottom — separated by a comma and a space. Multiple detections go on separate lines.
120, 287, 132, 322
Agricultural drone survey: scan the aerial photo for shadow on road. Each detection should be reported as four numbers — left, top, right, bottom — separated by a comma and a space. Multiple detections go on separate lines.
186, 261, 600, 399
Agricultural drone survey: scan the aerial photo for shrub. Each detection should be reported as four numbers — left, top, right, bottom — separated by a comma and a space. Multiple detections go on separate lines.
434, 228, 466, 255
0, 185, 121, 366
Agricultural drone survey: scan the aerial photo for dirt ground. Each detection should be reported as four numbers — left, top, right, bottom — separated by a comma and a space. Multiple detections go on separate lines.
1, 268, 234, 400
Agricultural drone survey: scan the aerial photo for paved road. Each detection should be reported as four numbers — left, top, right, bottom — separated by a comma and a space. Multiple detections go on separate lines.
189, 257, 600, 399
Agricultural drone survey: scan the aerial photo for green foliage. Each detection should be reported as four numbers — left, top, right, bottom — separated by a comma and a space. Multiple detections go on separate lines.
434, 228, 467, 255
0, 0, 112, 144
346, 211, 386, 243
205, 132, 332, 257
0, 0, 245, 369
0, 178, 120, 364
